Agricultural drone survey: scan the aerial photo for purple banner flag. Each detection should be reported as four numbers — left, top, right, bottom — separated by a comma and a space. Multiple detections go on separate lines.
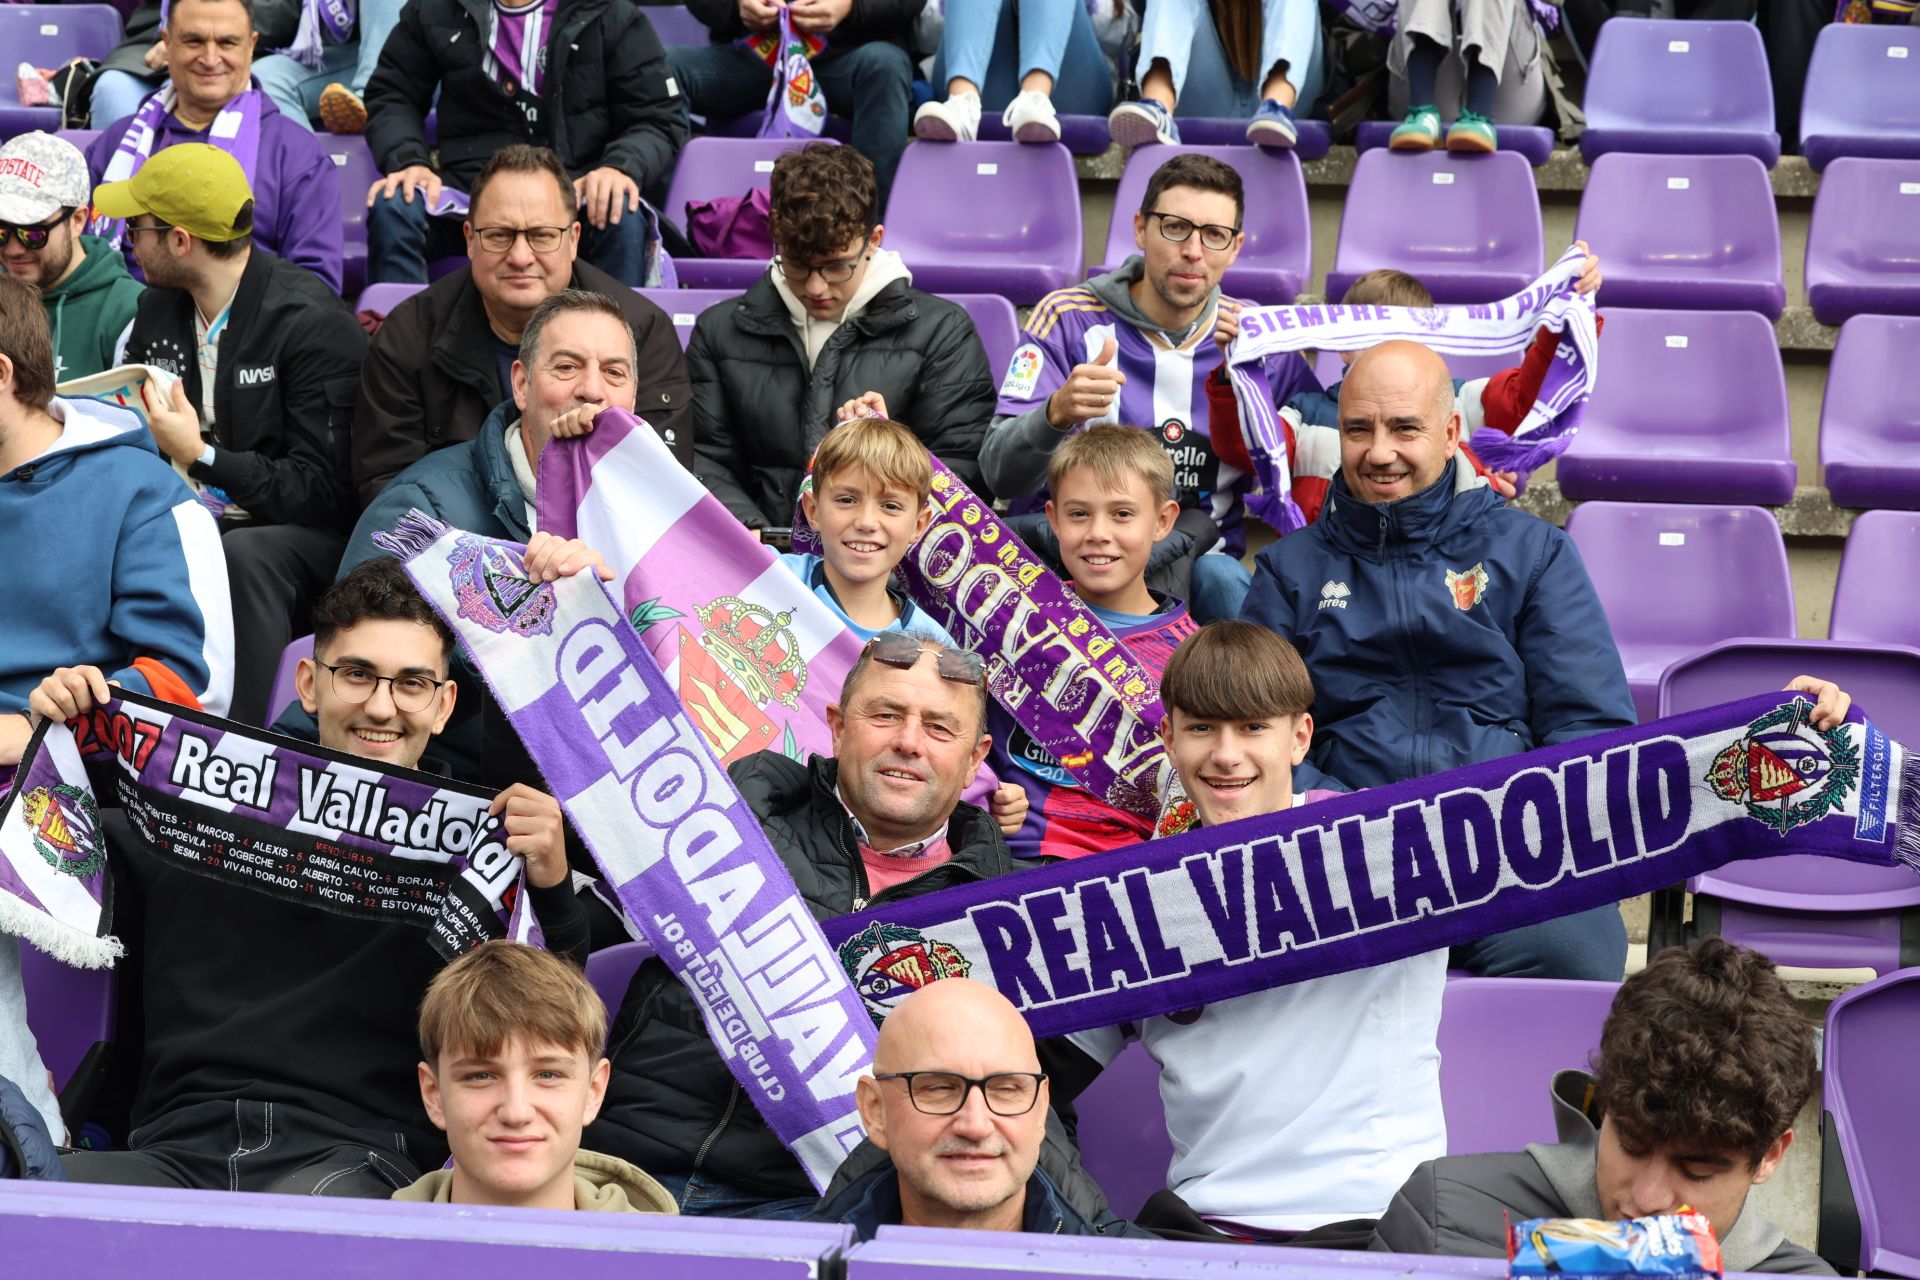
0, 719, 115, 968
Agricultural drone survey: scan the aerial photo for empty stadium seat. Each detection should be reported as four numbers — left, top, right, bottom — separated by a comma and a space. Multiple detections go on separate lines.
1804, 158, 1920, 326
1149, 117, 1333, 161
0, 6, 124, 136
1821, 316, 1920, 510
318, 134, 379, 300
662, 137, 833, 290
1821, 967, 1920, 1279
1437, 977, 1617, 1156
1354, 120, 1557, 166
1094, 144, 1311, 305
1564, 502, 1796, 723
1654, 638, 1920, 974
262, 634, 313, 728
945, 292, 1020, 386
633, 286, 739, 346
1800, 23, 1920, 172
1579, 19, 1779, 166
1574, 154, 1784, 319
884, 142, 1083, 306
1071, 1041, 1174, 1219
637, 3, 709, 47
1830, 510, 1920, 644
1556, 309, 1795, 506
18, 942, 115, 1095
1326, 149, 1543, 304
354, 282, 426, 319
584, 941, 650, 1013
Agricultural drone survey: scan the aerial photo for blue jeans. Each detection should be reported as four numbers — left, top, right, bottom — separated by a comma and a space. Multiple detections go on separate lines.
932, 0, 1115, 115
1189, 553, 1253, 623
666, 40, 913, 208
367, 191, 653, 285
1139, 0, 1328, 118
89, 68, 160, 126
650, 1169, 821, 1220
253, 0, 407, 130
1451, 905, 1629, 981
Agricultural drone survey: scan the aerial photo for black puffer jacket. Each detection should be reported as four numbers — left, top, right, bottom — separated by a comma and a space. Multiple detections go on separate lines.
583, 753, 1020, 1202
364, 0, 690, 191
688, 273, 993, 528
683, 0, 924, 49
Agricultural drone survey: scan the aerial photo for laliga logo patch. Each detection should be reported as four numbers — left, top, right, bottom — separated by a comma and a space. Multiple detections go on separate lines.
1708, 702, 1858, 834
1445, 562, 1489, 611
449, 534, 557, 637
21, 783, 104, 879
838, 921, 971, 1016
1000, 343, 1044, 400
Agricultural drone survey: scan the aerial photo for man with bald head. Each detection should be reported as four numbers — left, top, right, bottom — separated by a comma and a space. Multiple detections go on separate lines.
814, 979, 1149, 1240
1240, 341, 1635, 980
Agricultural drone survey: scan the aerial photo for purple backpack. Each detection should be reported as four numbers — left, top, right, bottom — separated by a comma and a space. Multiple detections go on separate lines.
686, 187, 774, 260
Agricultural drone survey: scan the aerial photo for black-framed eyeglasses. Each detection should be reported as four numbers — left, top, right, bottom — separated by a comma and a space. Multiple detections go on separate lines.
1, 210, 74, 251
861, 632, 984, 686
1145, 210, 1240, 252
315, 660, 448, 713
776, 231, 872, 285
873, 1071, 1048, 1116
471, 224, 572, 253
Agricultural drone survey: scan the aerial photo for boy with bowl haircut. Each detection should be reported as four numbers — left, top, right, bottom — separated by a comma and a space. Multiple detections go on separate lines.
990, 424, 1199, 860
399, 939, 677, 1215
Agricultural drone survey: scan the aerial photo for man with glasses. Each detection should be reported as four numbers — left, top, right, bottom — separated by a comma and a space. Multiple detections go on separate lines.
983, 153, 1320, 622
352, 145, 689, 506
0, 134, 145, 382
689, 142, 992, 533
100, 144, 366, 728
814, 978, 1151, 1239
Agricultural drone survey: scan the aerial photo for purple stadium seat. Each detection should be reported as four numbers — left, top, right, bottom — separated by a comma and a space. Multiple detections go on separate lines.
848, 1225, 1504, 1276
883, 142, 1083, 305
1564, 502, 1795, 723
1354, 120, 1556, 166
1326, 149, 1543, 305
1823, 968, 1920, 1279
0, 5, 123, 137
18, 943, 115, 1092
1831, 510, 1920, 645
1573, 154, 1785, 319
262, 634, 313, 728
1657, 638, 1920, 974
662, 137, 833, 289
1800, 23, 1920, 172
1579, 19, 1779, 166
1158, 117, 1333, 161
638, 3, 709, 47
55, 128, 101, 154
584, 941, 649, 1012
1072, 1041, 1174, 1219
1437, 977, 1617, 1156
1093, 144, 1310, 305
318, 134, 378, 299
354, 282, 425, 320
1821, 316, 1920, 510
1804, 158, 1920, 327
1556, 309, 1795, 506
635, 286, 741, 347
945, 292, 1020, 386
977, 114, 1113, 156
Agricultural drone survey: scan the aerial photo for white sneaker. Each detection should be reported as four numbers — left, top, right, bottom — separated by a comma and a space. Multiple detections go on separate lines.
1003, 89, 1061, 144
914, 92, 982, 142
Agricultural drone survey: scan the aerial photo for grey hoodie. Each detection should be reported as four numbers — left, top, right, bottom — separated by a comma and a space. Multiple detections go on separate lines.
393, 1149, 679, 1214
1367, 1070, 1833, 1275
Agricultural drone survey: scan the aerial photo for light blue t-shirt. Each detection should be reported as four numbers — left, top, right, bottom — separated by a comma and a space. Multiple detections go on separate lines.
778, 552, 958, 646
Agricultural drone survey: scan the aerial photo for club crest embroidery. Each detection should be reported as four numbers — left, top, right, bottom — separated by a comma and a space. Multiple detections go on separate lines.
1156, 797, 1197, 838
449, 535, 557, 637
20, 783, 104, 879
1445, 562, 1490, 611
1707, 702, 1858, 834
838, 921, 971, 1016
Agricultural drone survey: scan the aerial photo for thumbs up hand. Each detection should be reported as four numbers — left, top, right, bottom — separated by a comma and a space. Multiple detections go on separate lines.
1045, 334, 1128, 430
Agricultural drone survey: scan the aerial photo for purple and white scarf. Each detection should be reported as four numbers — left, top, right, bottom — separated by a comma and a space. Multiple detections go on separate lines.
89, 85, 263, 249
482, 0, 562, 97
0, 692, 539, 970
1227, 244, 1599, 532
745, 8, 827, 140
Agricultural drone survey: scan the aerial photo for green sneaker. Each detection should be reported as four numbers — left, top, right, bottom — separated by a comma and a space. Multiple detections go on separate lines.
1390, 105, 1442, 152
1447, 109, 1498, 154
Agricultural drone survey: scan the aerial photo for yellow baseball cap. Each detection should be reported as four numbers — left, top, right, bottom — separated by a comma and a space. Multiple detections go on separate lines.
92, 143, 254, 242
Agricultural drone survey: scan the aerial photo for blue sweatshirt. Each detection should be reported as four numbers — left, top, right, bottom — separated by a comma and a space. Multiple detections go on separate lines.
1, 397, 233, 718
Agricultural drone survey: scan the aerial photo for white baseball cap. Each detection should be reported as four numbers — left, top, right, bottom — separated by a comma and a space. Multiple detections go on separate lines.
0, 132, 93, 227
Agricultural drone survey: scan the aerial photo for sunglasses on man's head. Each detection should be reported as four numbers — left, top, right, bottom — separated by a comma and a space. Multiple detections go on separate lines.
0, 211, 73, 251
861, 632, 984, 686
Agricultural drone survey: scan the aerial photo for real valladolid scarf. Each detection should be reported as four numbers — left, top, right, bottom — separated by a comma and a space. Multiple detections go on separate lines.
0, 691, 538, 969
383, 517, 1919, 1170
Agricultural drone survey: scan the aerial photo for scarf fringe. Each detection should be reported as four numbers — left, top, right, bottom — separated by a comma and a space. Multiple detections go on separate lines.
1895, 749, 1920, 876
372, 509, 453, 562
0, 896, 122, 971
1466, 425, 1578, 477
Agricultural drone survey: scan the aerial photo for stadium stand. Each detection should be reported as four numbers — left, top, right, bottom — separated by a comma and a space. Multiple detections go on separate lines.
18, 944, 113, 1097
637, 3, 711, 49
1165, 116, 1334, 159
1830, 511, 1920, 642
319, 135, 381, 300
0, 4, 124, 136
662, 136, 835, 290
1580, 19, 1781, 167
944, 292, 1021, 383
635, 286, 743, 347
585, 940, 650, 1015
1069, 1042, 1175, 1221
353, 282, 425, 320
1325, 148, 1543, 303
1799, 22, 1920, 172
1556, 309, 1797, 506
1434, 977, 1617, 1156
1820, 967, 1920, 1280
1821, 316, 1920, 510
261, 634, 312, 730
882, 140, 1083, 304
1803, 157, 1920, 325
1352, 120, 1557, 164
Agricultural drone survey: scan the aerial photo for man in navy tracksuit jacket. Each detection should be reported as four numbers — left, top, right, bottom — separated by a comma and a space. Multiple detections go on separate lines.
1241, 341, 1634, 980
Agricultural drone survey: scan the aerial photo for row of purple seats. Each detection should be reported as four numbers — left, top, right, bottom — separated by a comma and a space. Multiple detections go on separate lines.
0, 4, 123, 137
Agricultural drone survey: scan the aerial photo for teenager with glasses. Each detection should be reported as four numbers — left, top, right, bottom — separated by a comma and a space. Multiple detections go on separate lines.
816, 978, 1152, 1240
984, 152, 1321, 625
688, 142, 994, 535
